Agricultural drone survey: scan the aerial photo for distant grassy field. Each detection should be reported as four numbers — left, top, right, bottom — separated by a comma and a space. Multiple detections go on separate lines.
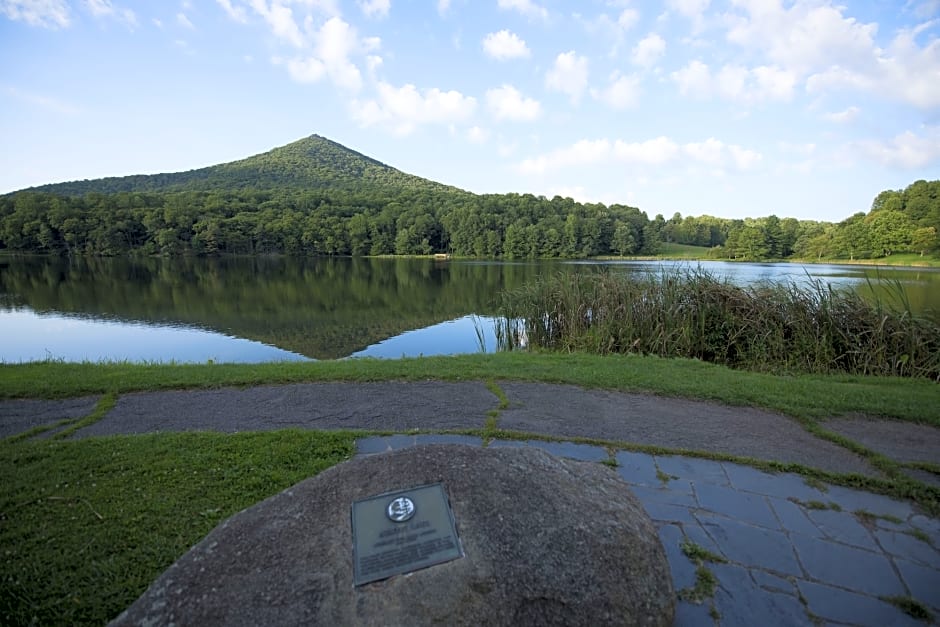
797, 253, 940, 268
657, 242, 713, 259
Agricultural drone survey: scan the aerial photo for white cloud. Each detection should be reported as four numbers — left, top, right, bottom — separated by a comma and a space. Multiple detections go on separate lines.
351, 82, 477, 135
724, 1, 940, 109
728, 144, 762, 170
437, 0, 450, 15
545, 51, 589, 103
614, 137, 680, 165
631, 33, 666, 67
671, 60, 795, 103
1, 0, 70, 28
176, 12, 194, 29
823, 106, 860, 124
684, 137, 724, 166
366, 54, 383, 73
486, 84, 541, 122
466, 126, 490, 144
287, 56, 326, 82
216, 0, 248, 23
84, 0, 137, 27
518, 139, 611, 174
497, 0, 547, 20
358, 0, 389, 19
85, 0, 111, 16
668, 0, 709, 32
285, 16, 369, 91
853, 128, 940, 169
576, 8, 640, 56
669, 0, 709, 18
248, 0, 304, 48
725, 0, 878, 75
518, 136, 762, 174
618, 8, 639, 30
670, 60, 711, 97
592, 71, 640, 110
482, 30, 530, 60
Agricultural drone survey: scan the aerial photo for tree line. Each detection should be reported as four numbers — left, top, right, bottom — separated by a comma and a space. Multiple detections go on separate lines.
1, 180, 936, 260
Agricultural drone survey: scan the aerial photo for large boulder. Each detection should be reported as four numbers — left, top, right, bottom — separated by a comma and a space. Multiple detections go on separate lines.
112, 444, 675, 626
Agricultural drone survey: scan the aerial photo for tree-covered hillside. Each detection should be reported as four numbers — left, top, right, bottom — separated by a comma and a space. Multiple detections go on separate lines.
22, 135, 456, 196
0, 134, 937, 261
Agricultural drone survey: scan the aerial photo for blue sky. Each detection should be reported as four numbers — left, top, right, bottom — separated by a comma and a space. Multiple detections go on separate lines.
1, 0, 938, 222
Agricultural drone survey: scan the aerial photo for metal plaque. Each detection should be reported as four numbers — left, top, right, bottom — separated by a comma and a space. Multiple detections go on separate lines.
351, 482, 463, 586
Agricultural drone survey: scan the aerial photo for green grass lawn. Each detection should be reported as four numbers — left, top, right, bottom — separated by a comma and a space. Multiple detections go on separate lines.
0, 430, 355, 625
3, 352, 937, 425
1, 352, 938, 623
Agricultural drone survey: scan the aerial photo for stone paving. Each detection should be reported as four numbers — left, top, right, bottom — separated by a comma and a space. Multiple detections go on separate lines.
356, 435, 940, 627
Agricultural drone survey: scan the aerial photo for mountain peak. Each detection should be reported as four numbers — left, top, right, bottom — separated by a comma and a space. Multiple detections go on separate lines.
20, 134, 451, 196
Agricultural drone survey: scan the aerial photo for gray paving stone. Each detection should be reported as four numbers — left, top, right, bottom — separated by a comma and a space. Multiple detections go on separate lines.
768, 497, 823, 537
0, 396, 99, 438
658, 524, 697, 590
641, 501, 697, 524
412, 434, 484, 447
750, 569, 796, 595
895, 558, 940, 613
910, 514, 940, 538
682, 521, 724, 558
673, 600, 715, 626
695, 483, 779, 530
697, 515, 801, 576
874, 529, 940, 568
615, 450, 660, 486
824, 485, 915, 520
631, 485, 698, 509
806, 508, 875, 549
790, 534, 906, 597
712, 562, 808, 627
873, 516, 913, 533
525, 440, 609, 462
662, 477, 695, 496
655, 455, 731, 487
723, 463, 829, 502
797, 580, 923, 627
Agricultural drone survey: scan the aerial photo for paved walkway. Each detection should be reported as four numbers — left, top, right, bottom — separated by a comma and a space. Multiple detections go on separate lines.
357, 435, 940, 626
3, 382, 939, 625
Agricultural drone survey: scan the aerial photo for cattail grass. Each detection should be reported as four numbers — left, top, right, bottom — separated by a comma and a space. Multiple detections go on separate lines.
495, 268, 940, 380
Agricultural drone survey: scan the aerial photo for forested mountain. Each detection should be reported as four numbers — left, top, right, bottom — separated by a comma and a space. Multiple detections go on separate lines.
23, 135, 456, 196
0, 134, 937, 261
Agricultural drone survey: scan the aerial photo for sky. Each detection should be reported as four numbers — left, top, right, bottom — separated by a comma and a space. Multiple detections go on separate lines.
1, 0, 939, 223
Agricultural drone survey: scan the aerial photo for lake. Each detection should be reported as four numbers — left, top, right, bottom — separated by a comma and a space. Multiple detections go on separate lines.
1, 256, 938, 363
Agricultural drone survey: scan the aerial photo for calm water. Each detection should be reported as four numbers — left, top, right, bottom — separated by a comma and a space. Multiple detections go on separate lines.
1, 256, 937, 363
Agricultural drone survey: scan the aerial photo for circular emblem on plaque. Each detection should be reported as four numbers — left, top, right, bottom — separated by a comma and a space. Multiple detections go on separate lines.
386, 496, 416, 522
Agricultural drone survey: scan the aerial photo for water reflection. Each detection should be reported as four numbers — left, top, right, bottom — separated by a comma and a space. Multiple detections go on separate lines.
1, 308, 309, 364
0, 256, 937, 363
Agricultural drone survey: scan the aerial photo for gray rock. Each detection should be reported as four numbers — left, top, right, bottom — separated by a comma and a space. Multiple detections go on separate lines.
111, 445, 675, 627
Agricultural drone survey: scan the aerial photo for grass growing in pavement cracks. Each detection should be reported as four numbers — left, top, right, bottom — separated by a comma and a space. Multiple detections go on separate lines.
678, 540, 726, 617
0, 431, 355, 626
2, 352, 938, 427
881, 596, 935, 622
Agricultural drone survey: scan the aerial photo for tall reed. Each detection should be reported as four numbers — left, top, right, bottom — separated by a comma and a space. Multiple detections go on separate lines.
495, 268, 940, 380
